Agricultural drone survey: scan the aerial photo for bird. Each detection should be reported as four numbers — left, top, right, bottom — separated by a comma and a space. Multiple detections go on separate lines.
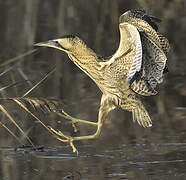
35, 9, 169, 142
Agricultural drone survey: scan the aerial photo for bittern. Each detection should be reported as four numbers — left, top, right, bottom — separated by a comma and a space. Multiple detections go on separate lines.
35, 9, 169, 143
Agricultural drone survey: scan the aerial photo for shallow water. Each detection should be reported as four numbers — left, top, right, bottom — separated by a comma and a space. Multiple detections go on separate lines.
0, 77, 186, 179
1, 134, 186, 180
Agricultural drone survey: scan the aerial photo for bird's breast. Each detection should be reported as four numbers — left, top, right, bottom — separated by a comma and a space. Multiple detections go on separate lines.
98, 58, 134, 98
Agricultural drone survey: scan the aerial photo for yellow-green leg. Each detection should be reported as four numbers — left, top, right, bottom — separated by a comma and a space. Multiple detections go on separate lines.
50, 94, 116, 141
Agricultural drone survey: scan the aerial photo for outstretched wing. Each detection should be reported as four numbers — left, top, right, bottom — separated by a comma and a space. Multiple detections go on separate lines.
130, 33, 168, 95
123, 23, 143, 83
119, 10, 170, 96
115, 23, 143, 83
100, 23, 143, 83
119, 23, 157, 96
141, 33, 167, 88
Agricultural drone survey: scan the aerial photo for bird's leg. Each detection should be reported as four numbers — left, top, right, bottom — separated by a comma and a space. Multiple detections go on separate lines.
49, 94, 116, 147
55, 109, 98, 127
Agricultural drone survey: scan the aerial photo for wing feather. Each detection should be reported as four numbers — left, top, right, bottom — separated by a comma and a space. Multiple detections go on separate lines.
103, 23, 142, 81
141, 33, 167, 88
120, 23, 142, 83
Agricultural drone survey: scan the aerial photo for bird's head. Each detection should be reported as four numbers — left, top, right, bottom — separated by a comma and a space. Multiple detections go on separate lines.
119, 9, 161, 31
35, 35, 86, 54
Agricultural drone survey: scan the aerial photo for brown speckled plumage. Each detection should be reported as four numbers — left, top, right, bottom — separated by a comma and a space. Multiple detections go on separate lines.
35, 10, 169, 142
120, 9, 170, 96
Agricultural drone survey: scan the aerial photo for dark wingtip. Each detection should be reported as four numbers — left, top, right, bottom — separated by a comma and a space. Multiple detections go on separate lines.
163, 65, 169, 74
129, 9, 161, 31
149, 16, 162, 23
143, 15, 159, 31
130, 9, 146, 15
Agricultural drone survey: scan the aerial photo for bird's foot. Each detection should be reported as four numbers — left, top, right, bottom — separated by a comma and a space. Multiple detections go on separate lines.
49, 126, 79, 155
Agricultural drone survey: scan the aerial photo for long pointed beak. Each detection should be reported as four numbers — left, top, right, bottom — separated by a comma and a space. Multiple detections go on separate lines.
34, 40, 64, 51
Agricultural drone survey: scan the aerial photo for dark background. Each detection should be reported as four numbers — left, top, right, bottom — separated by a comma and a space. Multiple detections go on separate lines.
0, 0, 186, 179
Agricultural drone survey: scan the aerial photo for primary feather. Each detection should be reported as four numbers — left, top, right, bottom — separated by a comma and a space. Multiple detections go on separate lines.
119, 9, 170, 96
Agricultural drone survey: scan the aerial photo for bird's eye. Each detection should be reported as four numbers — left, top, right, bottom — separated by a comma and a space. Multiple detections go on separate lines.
54, 41, 64, 49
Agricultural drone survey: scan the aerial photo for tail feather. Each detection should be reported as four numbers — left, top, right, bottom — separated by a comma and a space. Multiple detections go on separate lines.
120, 96, 152, 128
132, 104, 152, 127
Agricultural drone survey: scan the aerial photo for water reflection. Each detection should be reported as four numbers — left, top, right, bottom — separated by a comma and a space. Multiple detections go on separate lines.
1, 134, 186, 179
